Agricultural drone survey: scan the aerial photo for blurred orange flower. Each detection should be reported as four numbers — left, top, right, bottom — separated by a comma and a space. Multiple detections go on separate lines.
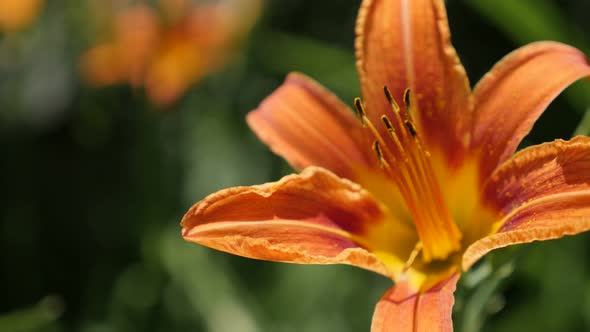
80, 0, 261, 106
0, 0, 44, 32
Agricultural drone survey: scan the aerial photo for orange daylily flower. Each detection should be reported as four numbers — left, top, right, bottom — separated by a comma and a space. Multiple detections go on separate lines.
80, 0, 260, 106
181, 0, 590, 331
0, 0, 44, 32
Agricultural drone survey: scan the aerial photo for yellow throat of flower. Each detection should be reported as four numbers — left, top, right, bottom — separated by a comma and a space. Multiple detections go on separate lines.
354, 87, 462, 263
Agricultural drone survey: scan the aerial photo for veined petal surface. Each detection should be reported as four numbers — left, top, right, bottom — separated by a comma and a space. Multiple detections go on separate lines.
355, 0, 472, 167
247, 73, 374, 181
463, 137, 590, 269
182, 167, 395, 277
471, 42, 590, 180
371, 274, 459, 332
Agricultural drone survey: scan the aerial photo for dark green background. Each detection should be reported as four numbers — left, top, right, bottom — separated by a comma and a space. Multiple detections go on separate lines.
1, 1, 589, 331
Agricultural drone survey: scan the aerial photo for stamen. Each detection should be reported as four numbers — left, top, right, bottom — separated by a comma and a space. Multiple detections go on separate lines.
383, 86, 400, 112
403, 88, 412, 116
403, 242, 423, 272
404, 120, 418, 138
372, 140, 387, 167
381, 115, 406, 156
354, 87, 462, 263
381, 115, 394, 132
353, 97, 367, 127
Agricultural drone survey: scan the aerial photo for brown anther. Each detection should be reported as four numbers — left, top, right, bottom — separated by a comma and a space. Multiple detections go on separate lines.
353, 97, 367, 127
383, 86, 400, 112
381, 115, 394, 132
403, 88, 412, 116
372, 140, 386, 167
405, 120, 417, 138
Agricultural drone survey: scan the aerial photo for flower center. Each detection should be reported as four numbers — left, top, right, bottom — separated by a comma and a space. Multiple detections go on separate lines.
354, 87, 462, 263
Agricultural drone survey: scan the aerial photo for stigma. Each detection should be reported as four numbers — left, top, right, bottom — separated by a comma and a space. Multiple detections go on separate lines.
354, 87, 462, 263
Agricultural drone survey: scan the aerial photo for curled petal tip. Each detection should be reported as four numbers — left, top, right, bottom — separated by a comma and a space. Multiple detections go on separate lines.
181, 226, 191, 238
472, 41, 590, 178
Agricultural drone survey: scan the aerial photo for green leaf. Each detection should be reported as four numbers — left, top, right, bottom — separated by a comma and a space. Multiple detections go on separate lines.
0, 296, 62, 332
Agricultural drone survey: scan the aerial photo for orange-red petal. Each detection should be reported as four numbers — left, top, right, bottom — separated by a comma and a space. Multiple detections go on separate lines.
355, 0, 472, 167
371, 273, 459, 332
484, 137, 590, 213
471, 42, 590, 180
247, 73, 374, 180
463, 137, 590, 269
181, 167, 390, 276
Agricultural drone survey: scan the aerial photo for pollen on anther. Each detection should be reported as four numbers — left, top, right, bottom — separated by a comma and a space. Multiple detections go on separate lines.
383, 86, 400, 112
381, 115, 394, 132
403, 88, 412, 113
371, 140, 386, 167
405, 120, 417, 138
353, 97, 367, 126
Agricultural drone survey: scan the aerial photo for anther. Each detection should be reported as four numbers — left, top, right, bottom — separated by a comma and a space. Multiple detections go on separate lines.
353, 97, 367, 127
381, 115, 394, 132
372, 140, 386, 167
403, 88, 412, 116
383, 86, 400, 112
405, 120, 417, 138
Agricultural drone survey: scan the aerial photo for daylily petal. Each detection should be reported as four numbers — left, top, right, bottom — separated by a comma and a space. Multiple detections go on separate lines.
463, 137, 590, 269
355, 0, 472, 166
484, 137, 590, 213
247, 72, 374, 180
463, 192, 590, 270
471, 41, 590, 180
182, 167, 392, 277
371, 273, 459, 332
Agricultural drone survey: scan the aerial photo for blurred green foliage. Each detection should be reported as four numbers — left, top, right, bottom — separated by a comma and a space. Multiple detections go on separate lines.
1, 0, 589, 331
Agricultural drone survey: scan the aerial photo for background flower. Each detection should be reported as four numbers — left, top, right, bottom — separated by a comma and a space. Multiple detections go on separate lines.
80, 0, 262, 106
0, 0, 44, 32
